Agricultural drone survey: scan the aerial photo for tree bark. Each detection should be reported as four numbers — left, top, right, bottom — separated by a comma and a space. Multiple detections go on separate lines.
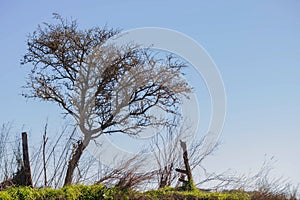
63, 136, 90, 186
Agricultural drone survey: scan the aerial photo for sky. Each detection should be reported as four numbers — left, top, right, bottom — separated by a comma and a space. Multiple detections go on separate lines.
0, 0, 299, 186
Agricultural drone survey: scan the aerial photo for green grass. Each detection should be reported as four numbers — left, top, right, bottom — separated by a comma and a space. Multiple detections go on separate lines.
0, 185, 251, 200
142, 187, 250, 200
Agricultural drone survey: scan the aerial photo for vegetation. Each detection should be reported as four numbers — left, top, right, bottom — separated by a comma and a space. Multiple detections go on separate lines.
0, 14, 299, 200
20, 13, 191, 186
0, 111, 298, 200
1, 184, 298, 199
0, 184, 251, 200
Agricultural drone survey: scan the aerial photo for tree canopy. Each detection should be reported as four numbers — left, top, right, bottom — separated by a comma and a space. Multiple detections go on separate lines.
21, 14, 192, 185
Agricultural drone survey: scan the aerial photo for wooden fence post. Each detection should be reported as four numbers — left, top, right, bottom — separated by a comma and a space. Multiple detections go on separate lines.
175, 140, 194, 190
21, 132, 33, 186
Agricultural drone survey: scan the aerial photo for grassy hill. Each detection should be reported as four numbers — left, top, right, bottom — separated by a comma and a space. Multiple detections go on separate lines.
2, 184, 297, 200
0, 184, 251, 200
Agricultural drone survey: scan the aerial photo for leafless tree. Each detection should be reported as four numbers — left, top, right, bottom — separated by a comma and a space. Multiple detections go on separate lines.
21, 14, 191, 186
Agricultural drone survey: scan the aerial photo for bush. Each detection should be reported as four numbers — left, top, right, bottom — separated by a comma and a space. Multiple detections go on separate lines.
0, 185, 252, 200
143, 187, 250, 200
0, 185, 133, 200
0, 190, 12, 200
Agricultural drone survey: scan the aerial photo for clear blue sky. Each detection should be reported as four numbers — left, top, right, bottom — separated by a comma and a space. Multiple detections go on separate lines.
0, 0, 299, 185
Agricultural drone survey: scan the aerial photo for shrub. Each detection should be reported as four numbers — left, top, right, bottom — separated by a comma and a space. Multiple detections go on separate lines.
0, 191, 12, 200
144, 187, 250, 200
0, 185, 252, 200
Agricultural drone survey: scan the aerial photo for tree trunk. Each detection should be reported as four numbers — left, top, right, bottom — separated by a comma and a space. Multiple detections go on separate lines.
63, 136, 90, 186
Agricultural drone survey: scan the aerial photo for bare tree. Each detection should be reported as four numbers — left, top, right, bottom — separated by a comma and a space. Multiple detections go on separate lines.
21, 14, 191, 186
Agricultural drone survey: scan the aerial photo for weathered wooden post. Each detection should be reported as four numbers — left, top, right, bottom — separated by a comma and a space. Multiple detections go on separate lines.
175, 140, 194, 190
21, 132, 33, 186
1, 132, 33, 188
